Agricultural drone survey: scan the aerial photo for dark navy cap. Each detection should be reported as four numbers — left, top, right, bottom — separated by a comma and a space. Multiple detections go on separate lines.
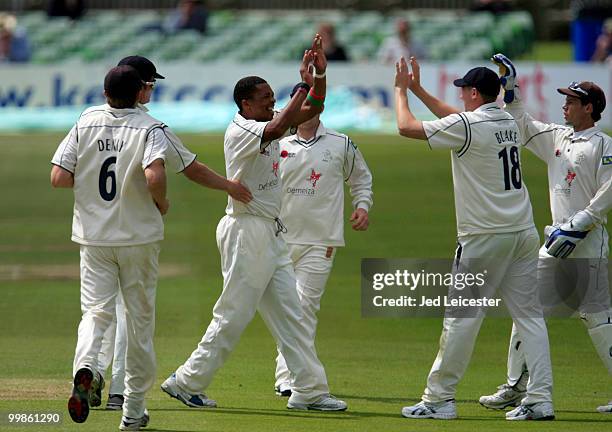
453, 67, 501, 98
117, 55, 165, 82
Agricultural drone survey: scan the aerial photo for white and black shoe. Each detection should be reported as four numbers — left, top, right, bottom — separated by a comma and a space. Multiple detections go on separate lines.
106, 394, 124, 410
275, 383, 292, 397
479, 384, 525, 410
596, 401, 612, 413
161, 373, 217, 408
401, 400, 457, 420
506, 402, 555, 420
287, 394, 347, 411
119, 409, 149, 431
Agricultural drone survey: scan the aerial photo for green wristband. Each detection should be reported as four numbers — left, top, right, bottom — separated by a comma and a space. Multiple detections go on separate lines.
307, 93, 324, 107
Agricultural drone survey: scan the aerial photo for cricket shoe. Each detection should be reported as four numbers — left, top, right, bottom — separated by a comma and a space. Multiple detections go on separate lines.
89, 373, 105, 407
161, 373, 217, 408
68, 367, 94, 423
506, 402, 555, 420
287, 394, 347, 411
275, 383, 292, 397
106, 394, 124, 410
479, 384, 525, 410
119, 409, 149, 431
596, 401, 612, 413
401, 400, 457, 419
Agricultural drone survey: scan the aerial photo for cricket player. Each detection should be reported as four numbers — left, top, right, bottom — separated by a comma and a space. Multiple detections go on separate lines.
96, 55, 252, 412
161, 35, 347, 411
272, 96, 373, 396
51, 65, 182, 430
479, 54, 612, 414
394, 57, 554, 420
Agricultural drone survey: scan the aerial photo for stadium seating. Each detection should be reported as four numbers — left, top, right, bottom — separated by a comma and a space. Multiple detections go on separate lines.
17, 9, 534, 64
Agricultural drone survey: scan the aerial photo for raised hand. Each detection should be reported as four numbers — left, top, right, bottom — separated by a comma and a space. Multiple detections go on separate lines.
394, 57, 411, 90
491, 53, 518, 103
409, 57, 421, 90
311, 33, 327, 75
300, 49, 315, 87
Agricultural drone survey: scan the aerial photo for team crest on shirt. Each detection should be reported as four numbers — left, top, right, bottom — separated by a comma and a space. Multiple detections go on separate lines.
555, 149, 561, 157
308, 169, 322, 187
321, 149, 332, 162
574, 152, 586, 165
272, 161, 279, 177
565, 170, 576, 186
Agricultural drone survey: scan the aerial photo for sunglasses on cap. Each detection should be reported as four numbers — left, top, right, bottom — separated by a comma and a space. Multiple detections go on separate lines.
568, 81, 589, 97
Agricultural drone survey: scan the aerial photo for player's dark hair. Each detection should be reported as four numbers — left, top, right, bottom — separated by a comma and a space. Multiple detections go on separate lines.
481, 93, 498, 104
580, 100, 602, 122
104, 65, 143, 109
233, 76, 267, 111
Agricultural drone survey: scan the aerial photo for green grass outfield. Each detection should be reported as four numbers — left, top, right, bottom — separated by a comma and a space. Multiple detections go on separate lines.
0, 133, 610, 432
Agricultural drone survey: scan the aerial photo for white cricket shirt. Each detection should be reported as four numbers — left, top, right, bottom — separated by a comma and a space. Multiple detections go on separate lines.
506, 101, 612, 258
51, 104, 191, 246
422, 102, 535, 236
279, 123, 373, 247
224, 112, 285, 219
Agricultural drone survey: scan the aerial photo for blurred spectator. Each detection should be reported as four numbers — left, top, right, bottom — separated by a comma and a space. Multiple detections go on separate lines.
377, 19, 427, 65
592, 18, 612, 62
47, 0, 86, 20
164, 0, 208, 34
0, 13, 31, 63
316, 22, 349, 61
471, 0, 513, 14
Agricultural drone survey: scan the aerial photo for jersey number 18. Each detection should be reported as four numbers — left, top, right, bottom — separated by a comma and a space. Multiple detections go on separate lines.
498, 146, 522, 190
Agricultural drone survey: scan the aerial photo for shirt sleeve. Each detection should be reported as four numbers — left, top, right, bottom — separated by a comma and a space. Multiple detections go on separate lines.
505, 100, 563, 163
343, 137, 373, 212
142, 126, 196, 173
227, 118, 268, 160
585, 136, 612, 223
51, 124, 78, 173
422, 113, 469, 151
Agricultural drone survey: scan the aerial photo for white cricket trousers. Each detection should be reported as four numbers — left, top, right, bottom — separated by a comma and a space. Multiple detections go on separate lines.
506, 243, 612, 387
422, 228, 553, 405
72, 243, 160, 419
175, 214, 330, 404
98, 293, 127, 395
275, 244, 336, 388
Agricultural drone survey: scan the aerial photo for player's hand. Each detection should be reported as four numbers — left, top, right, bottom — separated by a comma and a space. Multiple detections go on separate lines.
300, 49, 315, 87
545, 212, 593, 258
311, 33, 327, 75
350, 208, 369, 231
408, 57, 421, 90
155, 198, 170, 215
227, 179, 253, 204
394, 57, 411, 90
491, 53, 517, 104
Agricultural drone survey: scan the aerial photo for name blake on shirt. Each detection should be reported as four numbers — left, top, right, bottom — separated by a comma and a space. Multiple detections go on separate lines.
494, 129, 518, 145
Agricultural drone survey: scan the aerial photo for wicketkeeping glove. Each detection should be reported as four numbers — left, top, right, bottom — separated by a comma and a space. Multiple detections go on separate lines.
491, 53, 518, 104
544, 211, 594, 258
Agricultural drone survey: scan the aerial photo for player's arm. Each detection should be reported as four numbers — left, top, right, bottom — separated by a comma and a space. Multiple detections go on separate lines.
492, 53, 559, 162
584, 142, 612, 223
262, 35, 326, 142
50, 165, 74, 188
407, 57, 460, 118
395, 57, 427, 140
50, 125, 78, 188
144, 159, 169, 215
344, 139, 373, 231
183, 160, 252, 204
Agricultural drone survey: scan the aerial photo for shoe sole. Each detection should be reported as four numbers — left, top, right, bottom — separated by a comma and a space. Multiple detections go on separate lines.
287, 403, 347, 412
161, 382, 216, 408
506, 415, 555, 421
106, 404, 123, 411
479, 399, 522, 410
68, 368, 93, 423
402, 412, 457, 420
275, 390, 292, 397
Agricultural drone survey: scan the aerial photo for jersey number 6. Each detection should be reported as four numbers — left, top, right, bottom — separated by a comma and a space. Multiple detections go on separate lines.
99, 156, 117, 201
498, 146, 522, 190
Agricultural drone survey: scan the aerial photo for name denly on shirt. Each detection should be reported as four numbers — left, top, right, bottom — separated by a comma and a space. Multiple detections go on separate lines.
494, 129, 518, 145
98, 138, 125, 152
